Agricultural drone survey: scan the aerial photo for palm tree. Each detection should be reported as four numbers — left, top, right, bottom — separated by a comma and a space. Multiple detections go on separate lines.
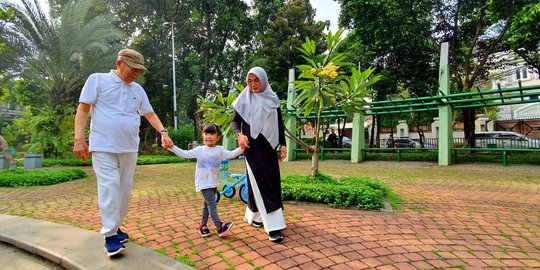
1, 0, 125, 108
1, 0, 125, 158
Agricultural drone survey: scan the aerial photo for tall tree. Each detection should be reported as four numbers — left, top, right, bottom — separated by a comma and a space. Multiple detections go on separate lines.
105, 0, 253, 133
2, 0, 124, 108
255, 0, 327, 98
339, 0, 537, 147
506, 2, 540, 73
0, 6, 16, 167
1, 0, 124, 158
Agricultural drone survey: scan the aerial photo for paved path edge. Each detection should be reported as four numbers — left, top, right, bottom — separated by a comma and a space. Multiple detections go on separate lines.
0, 214, 194, 270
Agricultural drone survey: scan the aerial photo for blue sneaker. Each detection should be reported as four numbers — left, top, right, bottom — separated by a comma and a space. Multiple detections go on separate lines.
104, 235, 125, 257
117, 228, 129, 243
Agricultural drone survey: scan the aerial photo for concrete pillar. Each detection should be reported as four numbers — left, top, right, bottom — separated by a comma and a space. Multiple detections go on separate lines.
0, 156, 9, 169
24, 154, 42, 169
475, 114, 490, 132
285, 69, 297, 161
396, 120, 409, 138
431, 117, 440, 139
437, 42, 453, 166
351, 112, 365, 163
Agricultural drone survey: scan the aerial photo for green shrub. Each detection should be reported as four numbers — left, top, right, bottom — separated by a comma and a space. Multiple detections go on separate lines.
363, 151, 540, 165
0, 168, 87, 187
43, 158, 93, 167
136, 155, 187, 165
282, 173, 394, 210
168, 124, 196, 150
16, 155, 188, 167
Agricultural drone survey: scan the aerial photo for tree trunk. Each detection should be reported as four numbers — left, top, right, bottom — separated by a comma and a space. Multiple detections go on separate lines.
310, 150, 319, 177
0, 135, 16, 168
463, 108, 476, 148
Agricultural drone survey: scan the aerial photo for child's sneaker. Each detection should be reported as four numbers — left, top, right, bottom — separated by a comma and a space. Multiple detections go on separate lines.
199, 224, 211, 237
217, 222, 233, 237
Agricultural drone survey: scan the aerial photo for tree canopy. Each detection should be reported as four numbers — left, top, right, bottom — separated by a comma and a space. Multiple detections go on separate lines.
2, 0, 124, 108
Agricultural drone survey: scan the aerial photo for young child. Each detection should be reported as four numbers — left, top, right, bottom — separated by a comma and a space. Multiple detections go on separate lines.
165, 123, 244, 237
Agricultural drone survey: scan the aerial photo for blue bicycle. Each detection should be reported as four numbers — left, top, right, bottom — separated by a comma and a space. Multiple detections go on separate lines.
215, 160, 249, 204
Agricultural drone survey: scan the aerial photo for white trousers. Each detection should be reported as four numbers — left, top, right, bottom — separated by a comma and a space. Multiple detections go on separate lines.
243, 160, 286, 233
92, 152, 138, 237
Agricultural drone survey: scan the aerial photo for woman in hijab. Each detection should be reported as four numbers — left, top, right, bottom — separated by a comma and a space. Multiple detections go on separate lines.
232, 67, 287, 243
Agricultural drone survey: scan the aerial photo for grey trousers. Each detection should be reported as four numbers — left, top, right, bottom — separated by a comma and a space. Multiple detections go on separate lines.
200, 188, 221, 228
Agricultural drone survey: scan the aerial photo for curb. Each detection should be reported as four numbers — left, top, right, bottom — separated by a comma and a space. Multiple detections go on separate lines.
0, 214, 194, 270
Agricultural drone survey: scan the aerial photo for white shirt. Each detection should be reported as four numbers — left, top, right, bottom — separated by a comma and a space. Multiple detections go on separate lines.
169, 145, 244, 192
79, 71, 154, 153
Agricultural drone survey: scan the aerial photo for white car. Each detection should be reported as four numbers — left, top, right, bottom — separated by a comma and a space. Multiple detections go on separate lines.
475, 131, 540, 149
342, 137, 352, 148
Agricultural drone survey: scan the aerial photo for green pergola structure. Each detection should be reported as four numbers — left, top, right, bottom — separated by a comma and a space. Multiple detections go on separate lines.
284, 42, 540, 166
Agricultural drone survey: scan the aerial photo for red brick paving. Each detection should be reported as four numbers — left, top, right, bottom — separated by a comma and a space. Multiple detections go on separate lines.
1, 160, 540, 269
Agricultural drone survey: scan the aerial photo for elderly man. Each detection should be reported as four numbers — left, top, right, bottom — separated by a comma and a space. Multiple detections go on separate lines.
73, 48, 173, 256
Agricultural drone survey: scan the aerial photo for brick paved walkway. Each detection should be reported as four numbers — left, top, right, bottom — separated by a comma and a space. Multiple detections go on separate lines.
1, 160, 539, 269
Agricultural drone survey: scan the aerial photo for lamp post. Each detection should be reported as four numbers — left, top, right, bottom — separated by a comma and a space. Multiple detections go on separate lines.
163, 21, 177, 130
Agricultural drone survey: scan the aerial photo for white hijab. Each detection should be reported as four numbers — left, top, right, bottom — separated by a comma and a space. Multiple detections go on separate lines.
232, 67, 281, 148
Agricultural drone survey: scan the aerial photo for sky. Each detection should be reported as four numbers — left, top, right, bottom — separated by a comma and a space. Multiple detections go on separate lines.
310, 0, 341, 33
242, 0, 342, 33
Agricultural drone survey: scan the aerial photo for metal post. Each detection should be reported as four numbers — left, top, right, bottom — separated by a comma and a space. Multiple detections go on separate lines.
438, 42, 453, 165
285, 69, 297, 161
351, 112, 365, 163
171, 23, 178, 130
164, 21, 178, 130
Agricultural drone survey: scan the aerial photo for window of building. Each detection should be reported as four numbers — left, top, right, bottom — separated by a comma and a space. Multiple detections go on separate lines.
515, 67, 530, 81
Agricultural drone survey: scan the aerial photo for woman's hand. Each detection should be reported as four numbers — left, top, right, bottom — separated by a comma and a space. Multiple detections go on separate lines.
237, 134, 250, 149
280, 146, 287, 161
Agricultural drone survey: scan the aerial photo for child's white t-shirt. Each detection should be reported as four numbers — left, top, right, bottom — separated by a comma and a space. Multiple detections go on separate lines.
169, 145, 243, 192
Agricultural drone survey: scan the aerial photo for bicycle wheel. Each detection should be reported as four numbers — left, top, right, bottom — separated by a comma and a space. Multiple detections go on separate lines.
239, 184, 249, 204
222, 185, 236, 198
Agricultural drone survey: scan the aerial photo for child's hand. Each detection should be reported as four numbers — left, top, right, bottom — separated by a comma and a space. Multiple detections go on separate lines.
162, 143, 173, 150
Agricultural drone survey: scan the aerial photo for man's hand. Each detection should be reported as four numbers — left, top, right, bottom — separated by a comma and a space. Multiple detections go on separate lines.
161, 133, 173, 149
73, 138, 89, 162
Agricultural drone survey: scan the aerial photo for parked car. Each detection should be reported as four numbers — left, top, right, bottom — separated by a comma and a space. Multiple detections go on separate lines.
413, 139, 437, 148
386, 138, 416, 148
475, 131, 540, 149
386, 138, 437, 148
341, 137, 352, 148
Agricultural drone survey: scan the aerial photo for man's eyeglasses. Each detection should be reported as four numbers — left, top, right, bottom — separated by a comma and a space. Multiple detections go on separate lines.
123, 61, 144, 74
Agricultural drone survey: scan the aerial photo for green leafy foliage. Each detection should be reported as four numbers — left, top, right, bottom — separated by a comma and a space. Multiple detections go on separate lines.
24, 106, 74, 158
362, 151, 540, 165
293, 30, 380, 176
282, 173, 392, 210
167, 124, 196, 150
0, 168, 86, 187
136, 155, 187, 165
254, 0, 327, 98
507, 3, 540, 72
15, 155, 188, 167
197, 87, 241, 133
2, 0, 125, 108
